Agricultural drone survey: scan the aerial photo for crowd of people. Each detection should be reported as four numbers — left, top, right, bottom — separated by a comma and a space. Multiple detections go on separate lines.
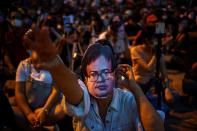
0, 0, 197, 131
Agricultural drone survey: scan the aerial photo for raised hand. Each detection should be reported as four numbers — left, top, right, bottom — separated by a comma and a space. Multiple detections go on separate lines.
26, 112, 40, 128
35, 107, 47, 126
115, 64, 134, 81
115, 64, 139, 92
23, 24, 61, 69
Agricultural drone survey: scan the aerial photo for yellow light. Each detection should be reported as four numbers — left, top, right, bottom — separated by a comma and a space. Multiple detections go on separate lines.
73, 52, 77, 58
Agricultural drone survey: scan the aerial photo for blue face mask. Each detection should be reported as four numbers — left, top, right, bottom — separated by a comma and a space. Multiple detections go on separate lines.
27, 50, 32, 56
103, 19, 109, 27
12, 19, 22, 27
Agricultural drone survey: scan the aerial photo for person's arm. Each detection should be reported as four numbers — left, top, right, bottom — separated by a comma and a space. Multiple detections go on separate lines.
15, 82, 33, 116
129, 81, 164, 131
116, 64, 164, 131
24, 25, 83, 106
15, 81, 39, 127
47, 58, 83, 105
42, 85, 60, 113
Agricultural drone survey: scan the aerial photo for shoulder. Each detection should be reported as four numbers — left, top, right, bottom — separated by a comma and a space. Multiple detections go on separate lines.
113, 88, 138, 114
130, 45, 143, 57
114, 88, 135, 103
98, 31, 108, 39
17, 58, 30, 69
16, 58, 31, 81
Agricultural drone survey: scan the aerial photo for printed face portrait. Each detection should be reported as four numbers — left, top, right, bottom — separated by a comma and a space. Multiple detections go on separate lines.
86, 55, 115, 99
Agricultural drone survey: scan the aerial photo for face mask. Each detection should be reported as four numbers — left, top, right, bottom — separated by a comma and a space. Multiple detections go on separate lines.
12, 19, 22, 27
162, 15, 168, 20
37, 9, 41, 15
27, 50, 32, 56
103, 18, 109, 27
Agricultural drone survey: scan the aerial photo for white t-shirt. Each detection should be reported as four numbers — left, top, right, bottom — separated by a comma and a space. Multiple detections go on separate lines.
16, 58, 53, 109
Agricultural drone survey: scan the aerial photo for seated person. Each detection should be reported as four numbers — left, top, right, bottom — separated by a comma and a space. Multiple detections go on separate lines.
23, 25, 164, 131
12, 50, 64, 131
130, 29, 168, 94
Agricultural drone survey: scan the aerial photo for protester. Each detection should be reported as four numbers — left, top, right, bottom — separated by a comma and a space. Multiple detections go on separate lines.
99, 14, 131, 64
13, 50, 64, 131
130, 12, 170, 93
1, 1, 197, 130
22, 25, 164, 130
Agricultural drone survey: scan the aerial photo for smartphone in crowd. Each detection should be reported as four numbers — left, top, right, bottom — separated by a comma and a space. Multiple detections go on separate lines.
155, 22, 165, 34
63, 15, 74, 33
115, 64, 135, 82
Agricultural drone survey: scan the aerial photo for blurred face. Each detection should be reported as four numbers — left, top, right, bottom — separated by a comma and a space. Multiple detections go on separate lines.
178, 23, 185, 32
31, 51, 40, 66
86, 55, 115, 99
112, 15, 121, 22
110, 15, 122, 32
118, 25, 125, 37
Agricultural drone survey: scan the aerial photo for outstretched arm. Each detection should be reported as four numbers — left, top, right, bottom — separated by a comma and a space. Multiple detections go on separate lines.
49, 58, 83, 105
23, 25, 83, 105
15, 82, 39, 127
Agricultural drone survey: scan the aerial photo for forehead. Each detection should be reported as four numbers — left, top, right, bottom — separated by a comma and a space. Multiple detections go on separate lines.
86, 55, 112, 72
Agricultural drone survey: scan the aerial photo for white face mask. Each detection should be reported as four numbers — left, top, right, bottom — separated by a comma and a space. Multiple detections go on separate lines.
103, 19, 109, 27
37, 9, 41, 15
162, 15, 168, 20
12, 19, 22, 27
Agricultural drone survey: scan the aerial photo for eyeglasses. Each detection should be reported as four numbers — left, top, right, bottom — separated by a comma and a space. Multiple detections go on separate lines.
87, 69, 113, 82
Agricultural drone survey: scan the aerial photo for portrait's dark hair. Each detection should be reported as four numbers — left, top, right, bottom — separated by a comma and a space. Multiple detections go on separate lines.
81, 39, 116, 79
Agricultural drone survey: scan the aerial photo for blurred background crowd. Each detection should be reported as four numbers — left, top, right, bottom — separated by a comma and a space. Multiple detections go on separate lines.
0, 0, 197, 131
0, 0, 197, 77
